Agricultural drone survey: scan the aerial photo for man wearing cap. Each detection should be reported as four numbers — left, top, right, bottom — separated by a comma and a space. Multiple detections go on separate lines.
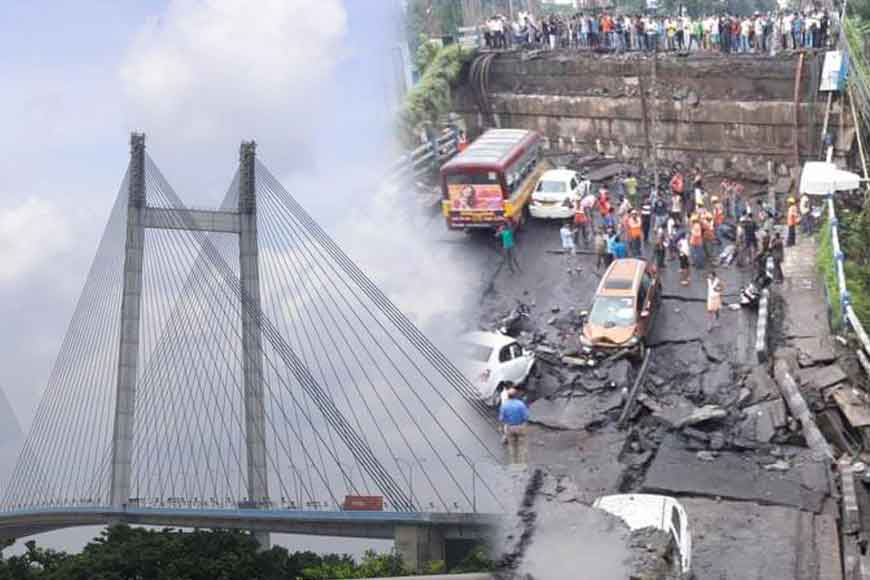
786, 196, 800, 246
499, 388, 529, 464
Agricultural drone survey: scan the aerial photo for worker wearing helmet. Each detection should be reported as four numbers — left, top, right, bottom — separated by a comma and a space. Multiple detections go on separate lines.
786, 196, 800, 246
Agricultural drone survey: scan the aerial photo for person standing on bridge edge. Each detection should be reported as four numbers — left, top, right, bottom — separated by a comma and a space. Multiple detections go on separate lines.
499, 388, 529, 465
496, 222, 521, 274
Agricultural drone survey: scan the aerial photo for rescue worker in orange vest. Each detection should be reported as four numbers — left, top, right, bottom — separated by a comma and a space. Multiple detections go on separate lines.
627, 209, 644, 257
711, 196, 726, 245
690, 214, 705, 269
574, 198, 590, 246
786, 196, 800, 247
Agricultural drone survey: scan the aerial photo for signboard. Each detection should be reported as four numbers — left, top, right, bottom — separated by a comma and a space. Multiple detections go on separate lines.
456, 26, 481, 50
646, 0, 658, 11
447, 183, 504, 212
446, 182, 505, 228
820, 50, 848, 92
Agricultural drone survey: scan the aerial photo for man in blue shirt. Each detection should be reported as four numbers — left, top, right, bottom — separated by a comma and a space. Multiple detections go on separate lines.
611, 236, 628, 259
499, 387, 529, 464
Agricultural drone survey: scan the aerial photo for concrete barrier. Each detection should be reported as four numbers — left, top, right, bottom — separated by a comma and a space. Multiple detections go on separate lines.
756, 256, 775, 363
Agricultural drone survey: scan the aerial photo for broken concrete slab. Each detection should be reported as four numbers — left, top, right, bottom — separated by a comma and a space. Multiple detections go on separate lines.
793, 336, 837, 367
642, 395, 727, 429
647, 300, 706, 346
607, 359, 631, 386
681, 498, 826, 580
702, 363, 733, 400
642, 435, 829, 513
739, 399, 788, 443
743, 366, 780, 405
830, 386, 870, 429
527, 426, 629, 497
678, 404, 728, 428
797, 364, 848, 392
530, 391, 623, 431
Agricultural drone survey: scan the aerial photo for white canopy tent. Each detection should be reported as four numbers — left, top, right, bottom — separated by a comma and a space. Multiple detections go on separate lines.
799, 161, 862, 195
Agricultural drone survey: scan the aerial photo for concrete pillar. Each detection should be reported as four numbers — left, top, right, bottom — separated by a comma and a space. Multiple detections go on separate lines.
110, 132, 146, 509
238, 141, 271, 549
394, 525, 446, 573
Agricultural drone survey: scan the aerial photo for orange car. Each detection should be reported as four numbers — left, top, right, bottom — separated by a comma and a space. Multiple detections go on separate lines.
580, 259, 661, 359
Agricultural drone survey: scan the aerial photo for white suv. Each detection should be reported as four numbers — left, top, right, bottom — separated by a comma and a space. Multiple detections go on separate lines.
529, 169, 587, 220
458, 331, 535, 407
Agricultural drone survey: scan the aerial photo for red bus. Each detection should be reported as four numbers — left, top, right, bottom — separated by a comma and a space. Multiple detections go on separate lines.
440, 129, 546, 230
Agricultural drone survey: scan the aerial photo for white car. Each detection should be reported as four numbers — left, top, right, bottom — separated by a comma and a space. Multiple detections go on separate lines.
529, 168, 586, 219
458, 331, 535, 407
594, 494, 693, 579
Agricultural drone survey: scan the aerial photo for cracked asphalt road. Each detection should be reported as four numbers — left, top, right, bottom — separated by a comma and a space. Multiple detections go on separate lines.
423, 215, 839, 579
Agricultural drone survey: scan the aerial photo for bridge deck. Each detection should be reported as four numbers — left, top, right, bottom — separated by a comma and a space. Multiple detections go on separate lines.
0, 507, 499, 542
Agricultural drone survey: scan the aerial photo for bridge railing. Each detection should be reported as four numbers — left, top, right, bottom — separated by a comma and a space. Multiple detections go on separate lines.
388, 128, 460, 184
827, 15, 870, 373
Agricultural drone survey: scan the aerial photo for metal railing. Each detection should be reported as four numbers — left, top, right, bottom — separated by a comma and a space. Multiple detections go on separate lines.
821, 145, 870, 365
388, 128, 461, 183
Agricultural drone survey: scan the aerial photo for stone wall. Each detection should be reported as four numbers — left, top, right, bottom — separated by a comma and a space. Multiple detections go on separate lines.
454, 51, 853, 181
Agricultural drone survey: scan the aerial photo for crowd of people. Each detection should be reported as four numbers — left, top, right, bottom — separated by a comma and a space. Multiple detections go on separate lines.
481, 8, 837, 54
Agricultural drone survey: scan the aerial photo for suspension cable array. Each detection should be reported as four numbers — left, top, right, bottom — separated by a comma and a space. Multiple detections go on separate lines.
1, 143, 503, 516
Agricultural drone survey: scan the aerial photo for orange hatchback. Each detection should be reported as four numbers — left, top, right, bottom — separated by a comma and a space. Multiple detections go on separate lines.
580, 259, 661, 359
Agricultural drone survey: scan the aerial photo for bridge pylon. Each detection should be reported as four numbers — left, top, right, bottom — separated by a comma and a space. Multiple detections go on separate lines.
109, 133, 271, 547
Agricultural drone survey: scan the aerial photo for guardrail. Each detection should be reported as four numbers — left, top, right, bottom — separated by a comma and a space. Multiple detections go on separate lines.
756, 256, 775, 363
822, 144, 870, 371
388, 128, 461, 184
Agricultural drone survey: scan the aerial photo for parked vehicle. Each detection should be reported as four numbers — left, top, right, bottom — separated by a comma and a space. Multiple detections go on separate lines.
528, 168, 584, 220
580, 258, 660, 359
594, 493, 693, 579
458, 331, 535, 407
440, 129, 546, 231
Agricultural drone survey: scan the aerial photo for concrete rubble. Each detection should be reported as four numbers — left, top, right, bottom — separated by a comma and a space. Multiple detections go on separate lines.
467, 142, 869, 578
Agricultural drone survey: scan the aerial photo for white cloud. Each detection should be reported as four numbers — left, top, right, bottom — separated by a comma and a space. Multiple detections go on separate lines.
119, 0, 348, 143
0, 198, 71, 285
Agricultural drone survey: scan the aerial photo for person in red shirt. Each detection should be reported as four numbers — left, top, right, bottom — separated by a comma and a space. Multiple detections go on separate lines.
598, 188, 611, 221
786, 196, 800, 246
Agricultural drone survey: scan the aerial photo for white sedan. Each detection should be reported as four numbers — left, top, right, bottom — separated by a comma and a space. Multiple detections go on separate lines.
458, 331, 535, 407
594, 494, 693, 579
529, 168, 587, 220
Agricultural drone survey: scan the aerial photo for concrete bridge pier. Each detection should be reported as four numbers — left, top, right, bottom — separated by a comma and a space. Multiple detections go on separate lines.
394, 525, 445, 573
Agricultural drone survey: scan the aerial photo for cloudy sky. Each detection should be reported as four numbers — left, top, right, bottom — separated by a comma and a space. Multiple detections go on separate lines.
0, 0, 405, 429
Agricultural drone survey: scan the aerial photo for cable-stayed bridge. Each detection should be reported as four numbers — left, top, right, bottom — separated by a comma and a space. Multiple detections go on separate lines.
0, 135, 502, 570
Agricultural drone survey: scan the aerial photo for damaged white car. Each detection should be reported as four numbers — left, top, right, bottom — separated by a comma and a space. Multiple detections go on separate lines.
458, 331, 535, 407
